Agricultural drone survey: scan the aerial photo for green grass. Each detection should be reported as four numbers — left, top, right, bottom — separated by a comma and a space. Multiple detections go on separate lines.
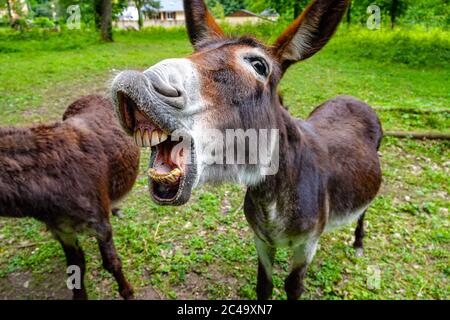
0, 26, 449, 300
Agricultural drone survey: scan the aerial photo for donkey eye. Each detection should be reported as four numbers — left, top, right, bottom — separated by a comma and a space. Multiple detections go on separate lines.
246, 57, 269, 77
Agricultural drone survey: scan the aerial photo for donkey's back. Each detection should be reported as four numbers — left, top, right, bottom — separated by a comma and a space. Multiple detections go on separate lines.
0, 95, 140, 220
0, 95, 140, 299
306, 95, 383, 230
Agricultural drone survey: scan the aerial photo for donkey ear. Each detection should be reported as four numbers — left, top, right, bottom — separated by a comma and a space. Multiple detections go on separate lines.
273, 0, 349, 71
183, 0, 225, 48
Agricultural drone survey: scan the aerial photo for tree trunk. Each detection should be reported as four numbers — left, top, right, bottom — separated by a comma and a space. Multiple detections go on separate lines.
346, 0, 352, 25
100, 0, 113, 42
391, 0, 399, 29
94, 0, 102, 30
5, 0, 13, 25
137, 7, 144, 30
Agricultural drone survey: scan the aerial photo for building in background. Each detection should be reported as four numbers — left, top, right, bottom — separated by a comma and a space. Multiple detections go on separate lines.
146, 0, 185, 23
117, 0, 185, 29
225, 9, 277, 25
117, 1, 278, 29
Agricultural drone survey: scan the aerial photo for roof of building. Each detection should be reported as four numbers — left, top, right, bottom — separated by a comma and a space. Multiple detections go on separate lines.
260, 8, 279, 17
156, 0, 184, 12
227, 10, 261, 18
227, 9, 278, 22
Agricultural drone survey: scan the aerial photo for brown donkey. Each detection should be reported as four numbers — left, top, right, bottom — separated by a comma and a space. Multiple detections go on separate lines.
112, 0, 382, 300
0, 95, 140, 299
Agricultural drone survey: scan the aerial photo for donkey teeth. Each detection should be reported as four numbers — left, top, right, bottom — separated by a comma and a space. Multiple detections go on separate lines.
133, 129, 168, 148
148, 168, 182, 185
142, 130, 151, 148
160, 132, 169, 144
151, 131, 160, 147
134, 129, 142, 147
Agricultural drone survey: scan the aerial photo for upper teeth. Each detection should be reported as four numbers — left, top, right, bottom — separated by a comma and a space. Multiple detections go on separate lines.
134, 129, 168, 148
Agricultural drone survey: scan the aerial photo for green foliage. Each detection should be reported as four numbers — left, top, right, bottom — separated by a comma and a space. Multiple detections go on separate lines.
207, 0, 225, 19
403, 0, 450, 28
0, 28, 99, 52
332, 26, 450, 69
32, 16, 55, 28
216, 0, 246, 16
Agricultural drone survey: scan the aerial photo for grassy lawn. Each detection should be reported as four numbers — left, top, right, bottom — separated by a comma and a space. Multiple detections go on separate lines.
0, 26, 448, 300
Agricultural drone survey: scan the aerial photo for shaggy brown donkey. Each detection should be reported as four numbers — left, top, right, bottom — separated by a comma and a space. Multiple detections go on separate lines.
0, 95, 140, 299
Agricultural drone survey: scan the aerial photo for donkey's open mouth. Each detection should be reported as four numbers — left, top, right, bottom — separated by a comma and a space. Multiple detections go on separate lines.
116, 91, 197, 206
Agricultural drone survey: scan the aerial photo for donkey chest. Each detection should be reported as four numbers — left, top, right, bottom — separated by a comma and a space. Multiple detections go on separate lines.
254, 202, 310, 248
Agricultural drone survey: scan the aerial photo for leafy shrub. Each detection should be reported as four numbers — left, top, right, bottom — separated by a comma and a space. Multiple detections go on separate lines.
32, 17, 56, 29
331, 26, 450, 69
0, 29, 99, 53
11, 18, 30, 31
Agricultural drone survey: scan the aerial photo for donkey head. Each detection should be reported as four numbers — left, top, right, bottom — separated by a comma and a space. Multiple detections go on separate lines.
112, 0, 349, 206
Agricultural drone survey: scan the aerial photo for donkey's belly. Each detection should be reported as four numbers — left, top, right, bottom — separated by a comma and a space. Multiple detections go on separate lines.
324, 205, 368, 233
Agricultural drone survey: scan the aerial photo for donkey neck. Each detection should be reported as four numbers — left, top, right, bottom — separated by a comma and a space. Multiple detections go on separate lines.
249, 104, 326, 205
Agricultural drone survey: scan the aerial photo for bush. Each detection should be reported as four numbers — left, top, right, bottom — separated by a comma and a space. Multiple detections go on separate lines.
331, 26, 450, 69
0, 29, 99, 53
32, 17, 56, 29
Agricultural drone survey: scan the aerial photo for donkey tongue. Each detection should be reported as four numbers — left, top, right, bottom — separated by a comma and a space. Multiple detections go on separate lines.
154, 162, 172, 174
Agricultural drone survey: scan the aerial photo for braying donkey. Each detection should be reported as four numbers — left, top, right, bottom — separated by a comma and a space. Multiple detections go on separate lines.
111, 0, 383, 300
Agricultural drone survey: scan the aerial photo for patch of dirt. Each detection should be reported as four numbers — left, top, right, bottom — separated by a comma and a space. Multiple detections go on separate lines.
173, 267, 240, 300
137, 284, 163, 300
0, 270, 72, 300
174, 272, 210, 300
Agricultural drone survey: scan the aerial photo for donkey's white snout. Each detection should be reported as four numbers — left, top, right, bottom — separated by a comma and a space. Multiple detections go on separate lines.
144, 59, 202, 112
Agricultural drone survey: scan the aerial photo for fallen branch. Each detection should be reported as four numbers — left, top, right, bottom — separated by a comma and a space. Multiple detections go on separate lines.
374, 107, 450, 115
385, 131, 450, 140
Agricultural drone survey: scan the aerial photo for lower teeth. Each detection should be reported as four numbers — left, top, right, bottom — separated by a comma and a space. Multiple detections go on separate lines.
148, 168, 182, 185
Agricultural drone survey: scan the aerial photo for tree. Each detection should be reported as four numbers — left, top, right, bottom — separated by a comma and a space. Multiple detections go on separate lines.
100, 0, 112, 41
133, 0, 159, 30
261, 0, 309, 20
93, 0, 113, 41
207, 0, 225, 19
216, 0, 245, 16
5, 0, 13, 23
404, 0, 450, 28
346, 0, 352, 25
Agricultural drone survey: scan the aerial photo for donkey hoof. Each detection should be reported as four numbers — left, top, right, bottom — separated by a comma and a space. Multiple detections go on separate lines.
112, 208, 125, 219
73, 291, 88, 300
355, 247, 364, 257
121, 287, 135, 300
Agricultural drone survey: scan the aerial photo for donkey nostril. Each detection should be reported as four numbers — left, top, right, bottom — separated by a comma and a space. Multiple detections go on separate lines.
150, 74, 181, 98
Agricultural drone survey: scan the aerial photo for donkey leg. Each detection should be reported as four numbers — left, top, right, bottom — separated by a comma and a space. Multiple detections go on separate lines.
353, 211, 366, 257
111, 208, 125, 219
255, 236, 276, 300
285, 238, 319, 300
53, 230, 88, 300
95, 221, 134, 300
